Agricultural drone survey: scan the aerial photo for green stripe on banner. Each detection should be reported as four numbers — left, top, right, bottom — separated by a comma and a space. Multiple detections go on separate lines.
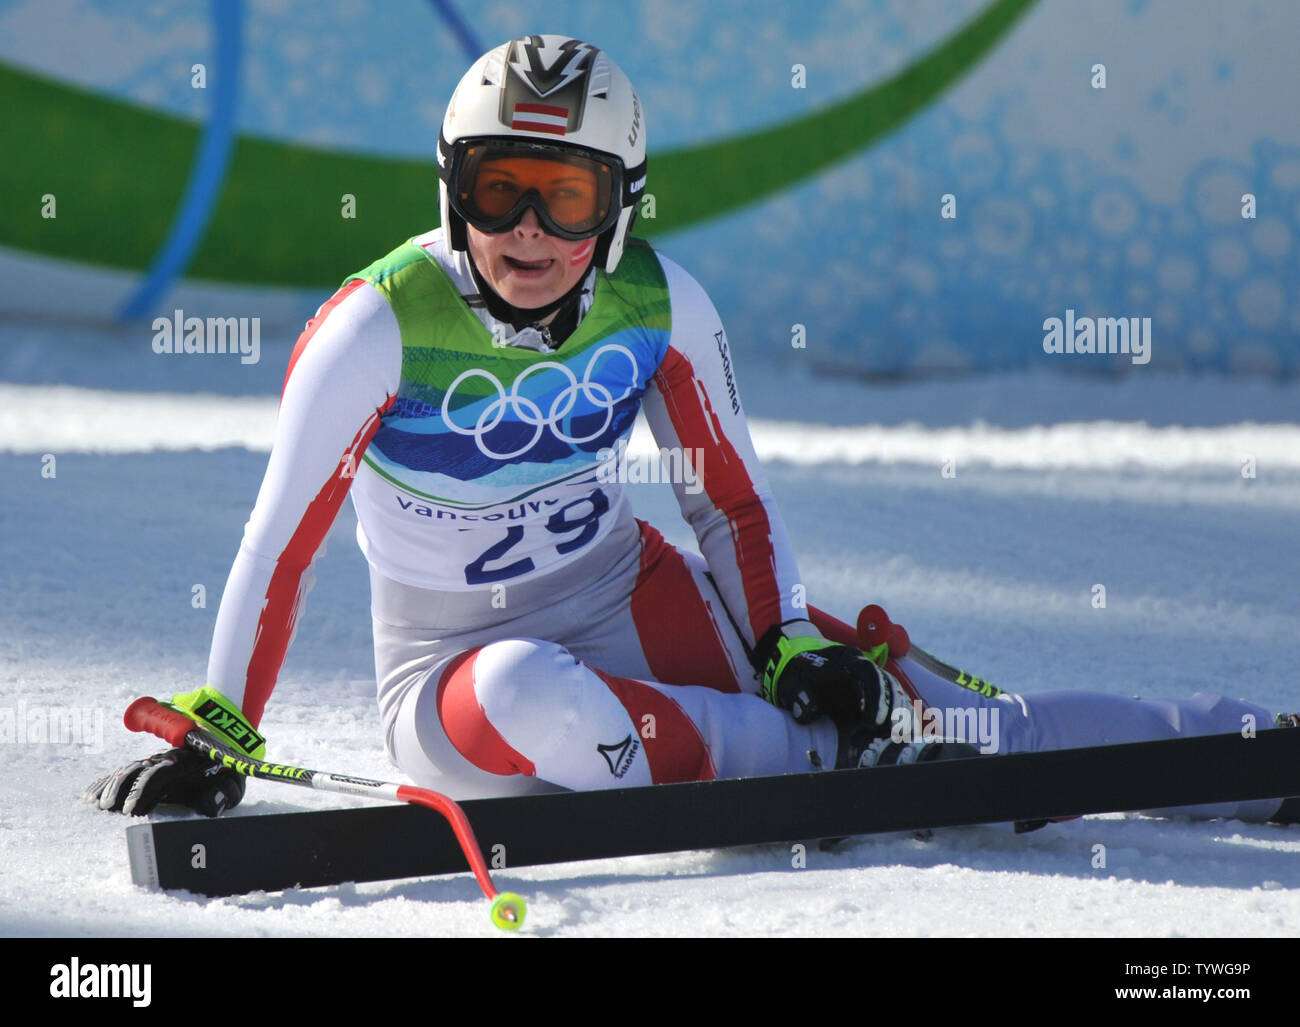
0, 0, 1038, 290
2, 62, 194, 273
648, 0, 1038, 232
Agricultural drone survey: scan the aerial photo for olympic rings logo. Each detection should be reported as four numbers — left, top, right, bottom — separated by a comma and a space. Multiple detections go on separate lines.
441, 343, 641, 460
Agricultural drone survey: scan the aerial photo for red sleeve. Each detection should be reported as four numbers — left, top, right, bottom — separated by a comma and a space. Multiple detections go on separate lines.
639, 255, 814, 650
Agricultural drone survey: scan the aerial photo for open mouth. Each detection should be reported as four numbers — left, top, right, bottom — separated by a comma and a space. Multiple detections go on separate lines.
504, 256, 553, 271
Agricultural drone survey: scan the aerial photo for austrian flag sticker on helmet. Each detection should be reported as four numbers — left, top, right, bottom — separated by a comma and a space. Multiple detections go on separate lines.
511, 102, 569, 135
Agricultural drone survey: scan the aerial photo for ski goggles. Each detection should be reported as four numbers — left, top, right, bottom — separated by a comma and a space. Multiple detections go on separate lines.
444, 139, 623, 240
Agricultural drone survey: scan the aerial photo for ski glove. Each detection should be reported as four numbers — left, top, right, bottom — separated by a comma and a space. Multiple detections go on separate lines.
756, 623, 893, 729
84, 685, 260, 818
84, 747, 245, 817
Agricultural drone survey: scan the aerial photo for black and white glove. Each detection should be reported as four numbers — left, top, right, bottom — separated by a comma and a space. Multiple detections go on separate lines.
84, 748, 245, 818
755, 622, 893, 729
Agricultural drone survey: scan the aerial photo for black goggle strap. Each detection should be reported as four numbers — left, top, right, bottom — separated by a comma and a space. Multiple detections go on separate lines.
621, 157, 647, 205
437, 130, 455, 179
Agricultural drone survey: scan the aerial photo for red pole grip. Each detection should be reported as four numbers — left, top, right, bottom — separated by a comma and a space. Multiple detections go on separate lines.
124, 697, 197, 748
857, 604, 893, 650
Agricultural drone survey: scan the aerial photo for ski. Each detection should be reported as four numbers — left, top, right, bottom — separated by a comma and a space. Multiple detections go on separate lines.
126, 727, 1299, 897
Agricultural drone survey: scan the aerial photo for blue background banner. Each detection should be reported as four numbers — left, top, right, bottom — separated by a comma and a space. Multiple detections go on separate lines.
2, 0, 1297, 375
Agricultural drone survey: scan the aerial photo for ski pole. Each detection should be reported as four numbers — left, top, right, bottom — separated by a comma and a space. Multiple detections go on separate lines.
123, 696, 526, 931
857, 603, 1005, 698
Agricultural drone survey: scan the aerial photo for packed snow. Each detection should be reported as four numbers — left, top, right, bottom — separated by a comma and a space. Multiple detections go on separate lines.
2, 321, 1298, 938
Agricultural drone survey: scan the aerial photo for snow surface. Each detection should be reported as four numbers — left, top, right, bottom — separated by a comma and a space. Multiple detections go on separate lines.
2, 326, 1299, 939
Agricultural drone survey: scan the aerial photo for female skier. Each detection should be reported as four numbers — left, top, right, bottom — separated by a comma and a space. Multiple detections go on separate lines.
87, 35, 1294, 825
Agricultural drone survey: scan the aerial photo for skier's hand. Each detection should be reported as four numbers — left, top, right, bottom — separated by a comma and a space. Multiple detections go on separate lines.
83, 747, 245, 817
757, 626, 894, 728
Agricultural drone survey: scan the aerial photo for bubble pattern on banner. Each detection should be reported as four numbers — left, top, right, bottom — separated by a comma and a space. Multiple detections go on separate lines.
0, 0, 911, 153
699, 109, 1300, 376
3, 0, 1298, 374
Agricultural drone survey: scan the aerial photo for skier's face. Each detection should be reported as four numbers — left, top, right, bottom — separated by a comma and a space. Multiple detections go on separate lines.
467, 207, 596, 313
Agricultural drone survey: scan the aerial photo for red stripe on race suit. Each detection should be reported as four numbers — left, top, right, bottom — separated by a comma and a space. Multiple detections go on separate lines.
435, 649, 538, 777
652, 346, 782, 645
282, 279, 368, 397
630, 520, 743, 693
240, 397, 393, 726
593, 668, 718, 783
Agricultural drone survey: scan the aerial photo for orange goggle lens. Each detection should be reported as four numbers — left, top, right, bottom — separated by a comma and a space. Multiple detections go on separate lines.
453, 145, 617, 238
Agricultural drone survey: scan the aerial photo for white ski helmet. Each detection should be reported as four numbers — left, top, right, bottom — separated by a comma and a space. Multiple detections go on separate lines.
438, 34, 647, 275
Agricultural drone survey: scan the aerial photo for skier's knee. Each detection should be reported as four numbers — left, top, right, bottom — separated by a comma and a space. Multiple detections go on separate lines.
436, 639, 582, 775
